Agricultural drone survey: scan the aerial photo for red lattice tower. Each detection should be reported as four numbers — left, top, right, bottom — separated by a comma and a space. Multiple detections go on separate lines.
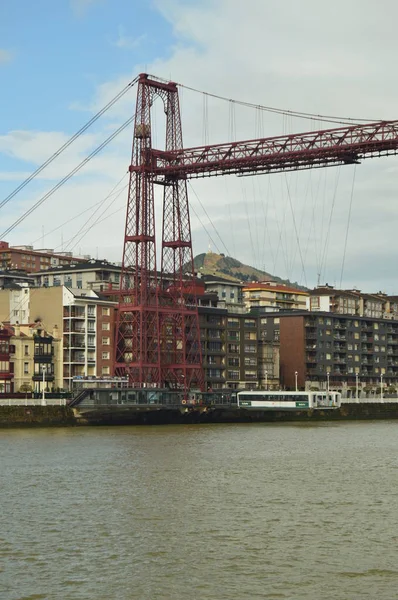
115, 74, 204, 392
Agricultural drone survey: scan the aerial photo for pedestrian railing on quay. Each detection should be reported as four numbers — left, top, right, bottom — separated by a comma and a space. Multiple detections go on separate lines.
341, 397, 398, 404
0, 398, 67, 407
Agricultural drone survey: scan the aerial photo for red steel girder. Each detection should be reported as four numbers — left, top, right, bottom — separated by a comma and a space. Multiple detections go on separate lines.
150, 120, 398, 178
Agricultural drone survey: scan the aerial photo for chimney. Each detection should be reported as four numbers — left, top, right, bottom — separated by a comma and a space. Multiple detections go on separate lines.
14, 322, 20, 337
52, 324, 59, 339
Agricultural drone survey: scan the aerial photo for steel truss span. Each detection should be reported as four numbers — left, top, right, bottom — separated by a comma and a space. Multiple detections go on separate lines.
115, 73, 398, 392
152, 120, 398, 179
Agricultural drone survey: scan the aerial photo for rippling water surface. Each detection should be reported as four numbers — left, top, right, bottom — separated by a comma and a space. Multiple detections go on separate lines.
1, 421, 398, 599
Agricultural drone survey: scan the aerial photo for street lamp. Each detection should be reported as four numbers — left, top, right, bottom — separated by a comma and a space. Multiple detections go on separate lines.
355, 372, 359, 402
327, 371, 330, 394
41, 365, 46, 406
295, 371, 298, 392
380, 372, 384, 402
265, 370, 268, 390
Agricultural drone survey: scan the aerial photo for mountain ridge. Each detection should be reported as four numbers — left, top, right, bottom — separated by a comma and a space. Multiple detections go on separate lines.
193, 252, 307, 290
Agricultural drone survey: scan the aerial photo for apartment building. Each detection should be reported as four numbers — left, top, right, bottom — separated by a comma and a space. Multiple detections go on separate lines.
0, 241, 87, 273
201, 275, 244, 311
0, 285, 31, 324
0, 269, 34, 289
243, 281, 309, 312
260, 310, 398, 394
33, 259, 122, 293
10, 322, 62, 394
198, 306, 279, 390
0, 286, 117, 390
0, 324, 13, 393
308, 285, 397, 319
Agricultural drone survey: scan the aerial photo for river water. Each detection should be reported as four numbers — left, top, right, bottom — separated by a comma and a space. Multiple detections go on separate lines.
1, 421, 398, 599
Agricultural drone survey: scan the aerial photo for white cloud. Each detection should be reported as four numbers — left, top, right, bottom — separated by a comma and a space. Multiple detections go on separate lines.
0, 49, 12, 64
3, 0, 398, 292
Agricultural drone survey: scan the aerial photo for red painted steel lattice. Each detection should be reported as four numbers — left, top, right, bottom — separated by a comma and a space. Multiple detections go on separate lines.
115, 74, 204, 392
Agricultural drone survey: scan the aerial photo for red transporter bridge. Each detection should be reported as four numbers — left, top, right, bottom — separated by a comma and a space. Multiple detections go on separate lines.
115, 73, 398, 393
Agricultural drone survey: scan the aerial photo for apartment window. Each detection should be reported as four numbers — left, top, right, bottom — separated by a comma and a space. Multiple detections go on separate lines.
228, 370, 240, 380
244, 319, 256, 328
260, 318, 267, 325
244, 344, 256, 353
228, 344, 239, 354
274, 330, 280, 342
245, 357, 257, 366
102, 322, 110, 331
102, 366, 110, 375
374, 323, 379, 330
228, 357, 240, 367
24, 345, 29, 356
53, 276, 61, 286
354, 333, 360, 340
102, 307, 110, 316
228, 331, 240, 341
227, 318, 239, 327
102, 351, 110, 360
102, 337, 110, 346
274, 318, 280, 324
208, 341, 222, 352
23, 362, 29, 374
208, 369, 222, 378
244, 332, 257, 340
0, 361, 9, 372
326, 353, 332, 360
245, 370, 257, 380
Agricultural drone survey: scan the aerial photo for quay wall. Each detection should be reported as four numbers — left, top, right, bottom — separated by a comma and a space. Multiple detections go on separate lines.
0, 406, 76, 428
1, 402, 398, 427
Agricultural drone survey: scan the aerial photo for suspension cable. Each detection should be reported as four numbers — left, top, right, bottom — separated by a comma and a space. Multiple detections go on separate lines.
0, 116, 135, 238
173, 80, 382, 126
0, 76, 138, 211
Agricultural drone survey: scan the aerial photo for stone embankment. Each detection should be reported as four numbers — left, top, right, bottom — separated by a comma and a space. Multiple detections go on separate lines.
0, 406, 76, 428
1, 402, 398, 427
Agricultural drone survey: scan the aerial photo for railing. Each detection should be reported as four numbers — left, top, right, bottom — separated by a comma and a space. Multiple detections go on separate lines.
0, 398, 67, 406
342, 397, 398, 404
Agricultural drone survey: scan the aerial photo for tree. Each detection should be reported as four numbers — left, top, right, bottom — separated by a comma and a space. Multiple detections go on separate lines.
19, 383, 33, 398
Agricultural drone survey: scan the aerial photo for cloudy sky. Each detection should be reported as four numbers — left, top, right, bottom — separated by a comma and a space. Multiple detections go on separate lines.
1, 0, 398, 292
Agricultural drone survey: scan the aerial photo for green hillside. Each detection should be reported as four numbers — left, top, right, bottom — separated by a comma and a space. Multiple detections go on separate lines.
192, 252, 305, 289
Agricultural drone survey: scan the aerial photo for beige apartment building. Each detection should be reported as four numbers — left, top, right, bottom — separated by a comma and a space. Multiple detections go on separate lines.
0, 286, 117, 390
242, 281, 309, 312
10, 322, 62, 393
308, 286, 398, 320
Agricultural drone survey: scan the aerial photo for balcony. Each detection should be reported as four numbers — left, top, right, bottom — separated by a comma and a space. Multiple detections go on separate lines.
306, 332, 317, 340
333, 356, 346, 363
